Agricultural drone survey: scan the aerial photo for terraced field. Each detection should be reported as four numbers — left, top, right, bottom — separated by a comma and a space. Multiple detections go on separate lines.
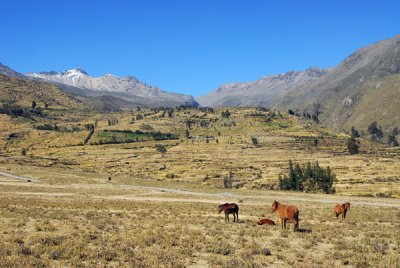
1, 107, 399, 197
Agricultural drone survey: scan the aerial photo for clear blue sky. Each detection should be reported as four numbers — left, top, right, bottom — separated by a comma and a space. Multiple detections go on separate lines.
1, 0, 399, 96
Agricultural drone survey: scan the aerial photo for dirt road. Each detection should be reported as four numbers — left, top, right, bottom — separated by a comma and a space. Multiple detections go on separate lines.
0, 171, 40, 182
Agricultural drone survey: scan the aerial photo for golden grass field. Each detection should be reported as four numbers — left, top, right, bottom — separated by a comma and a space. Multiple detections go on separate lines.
0, 107, 399, 267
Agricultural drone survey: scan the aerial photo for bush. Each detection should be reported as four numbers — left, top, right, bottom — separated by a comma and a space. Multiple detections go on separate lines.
156, 144, 167, 155
347, 136, 359, 154
34, 124, 59, 131
388, 135, 399, 146
279, 160, 336, 194
367, 122, 383, 140
221, 110, 231, 118
351, 126, 361, 138
251, 137, 258, 146
223, 176, 232, 189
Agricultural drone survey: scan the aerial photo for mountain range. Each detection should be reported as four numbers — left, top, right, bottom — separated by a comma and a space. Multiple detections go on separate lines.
26, 69, 198, 108
1, 34, 399, 132
198, 35, 400, 132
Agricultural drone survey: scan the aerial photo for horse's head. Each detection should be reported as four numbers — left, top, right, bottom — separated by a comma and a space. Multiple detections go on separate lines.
218, 204, 224, 213
271, 200, 279, 213
345, 202, 351, 210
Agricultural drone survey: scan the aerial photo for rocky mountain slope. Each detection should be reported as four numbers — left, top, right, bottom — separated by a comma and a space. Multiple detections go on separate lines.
0, 63, 23, 77
277, 34, 400, 132
197, 67, 328, 107
0, 74, 87, 111
27, 69, 198, 108
198, 35, 400, 132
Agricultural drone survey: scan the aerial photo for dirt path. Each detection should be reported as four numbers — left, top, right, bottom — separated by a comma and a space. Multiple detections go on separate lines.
122, 185, 400, 208
0, 176, 399, 208
0, 171, 41, 182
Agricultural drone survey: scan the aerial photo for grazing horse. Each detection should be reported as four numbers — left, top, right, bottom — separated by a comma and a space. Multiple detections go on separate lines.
334, 202, 350, 219
218, 203, 239, 222
271, 200, 299, 231
257, 218, 276, 225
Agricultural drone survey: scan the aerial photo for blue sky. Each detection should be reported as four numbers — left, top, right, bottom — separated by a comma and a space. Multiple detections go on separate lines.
1, 0, 399, 96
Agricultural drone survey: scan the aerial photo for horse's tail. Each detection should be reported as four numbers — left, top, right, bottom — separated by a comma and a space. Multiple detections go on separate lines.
294, 210, 300, 231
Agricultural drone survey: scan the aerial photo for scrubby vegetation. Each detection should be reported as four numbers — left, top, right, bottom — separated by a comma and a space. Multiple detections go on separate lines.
0, 104, 399, 266
279, 160, 336, 194
347, 136, 359, 154
0, 179, 398, 267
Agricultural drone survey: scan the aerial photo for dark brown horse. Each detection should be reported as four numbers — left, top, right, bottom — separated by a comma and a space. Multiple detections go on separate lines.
334, 202, 350, 219
257, 218, 276, 225
271, 200, 299, 231
218, 203, 239, 222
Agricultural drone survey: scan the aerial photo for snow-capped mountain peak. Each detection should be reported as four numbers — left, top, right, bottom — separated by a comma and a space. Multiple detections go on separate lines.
26, 68, 199, 107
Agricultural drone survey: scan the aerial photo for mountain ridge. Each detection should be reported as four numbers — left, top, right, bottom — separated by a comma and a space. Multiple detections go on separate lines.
197, 34, 400, 132
26, 68, 199, 108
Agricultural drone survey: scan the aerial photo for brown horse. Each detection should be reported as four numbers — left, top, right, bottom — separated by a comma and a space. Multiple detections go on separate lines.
257, 218, 276, 225
334, 202, 350, 219
271, 200, 299, 231
218, 203, 239, 222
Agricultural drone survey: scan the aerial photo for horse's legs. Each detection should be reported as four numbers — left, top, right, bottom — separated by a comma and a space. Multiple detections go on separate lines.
343, 211, 346, 219
236, 212, 239, 222
280, 218, 284, 230
226, 213, 229, 222
294, 220, 299, 232
283, 219, 287, 230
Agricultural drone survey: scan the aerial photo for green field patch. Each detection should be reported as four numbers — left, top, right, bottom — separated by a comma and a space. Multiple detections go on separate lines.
261, 119, 293, 129
91, 129, 178, 145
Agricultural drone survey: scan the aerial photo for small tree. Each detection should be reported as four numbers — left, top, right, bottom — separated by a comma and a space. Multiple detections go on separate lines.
184, 129, 190, 139
351, 126, 361, 138
223, 176, 232, 188
367, 121, 383, 140
156, 144, 167, 155
221, 110, 231, 118
31, 101, 37, 109
251, 137, 258, 146
388, 135, 399, 146
347, 136, 359, 154
392, 127, 399, 136
313, 138, 319, 147
21, 148, 27, 156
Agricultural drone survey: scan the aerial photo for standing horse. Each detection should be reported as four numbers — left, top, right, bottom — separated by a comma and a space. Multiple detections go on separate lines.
218, 203, 239, 222
271, 200, 299, 231
334, 202, 350, 219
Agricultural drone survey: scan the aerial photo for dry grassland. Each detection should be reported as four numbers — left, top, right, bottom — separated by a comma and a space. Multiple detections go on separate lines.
0, 107, 399, 267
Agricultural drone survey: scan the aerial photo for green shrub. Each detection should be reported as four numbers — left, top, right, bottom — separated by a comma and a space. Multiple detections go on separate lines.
279, 160, 336, 194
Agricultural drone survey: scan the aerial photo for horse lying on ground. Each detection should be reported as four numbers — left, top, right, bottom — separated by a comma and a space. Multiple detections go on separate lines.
257, 218, 276, 225
218, 203, 239, 222
334, 202, 350, 219
271, 200, 299, 231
